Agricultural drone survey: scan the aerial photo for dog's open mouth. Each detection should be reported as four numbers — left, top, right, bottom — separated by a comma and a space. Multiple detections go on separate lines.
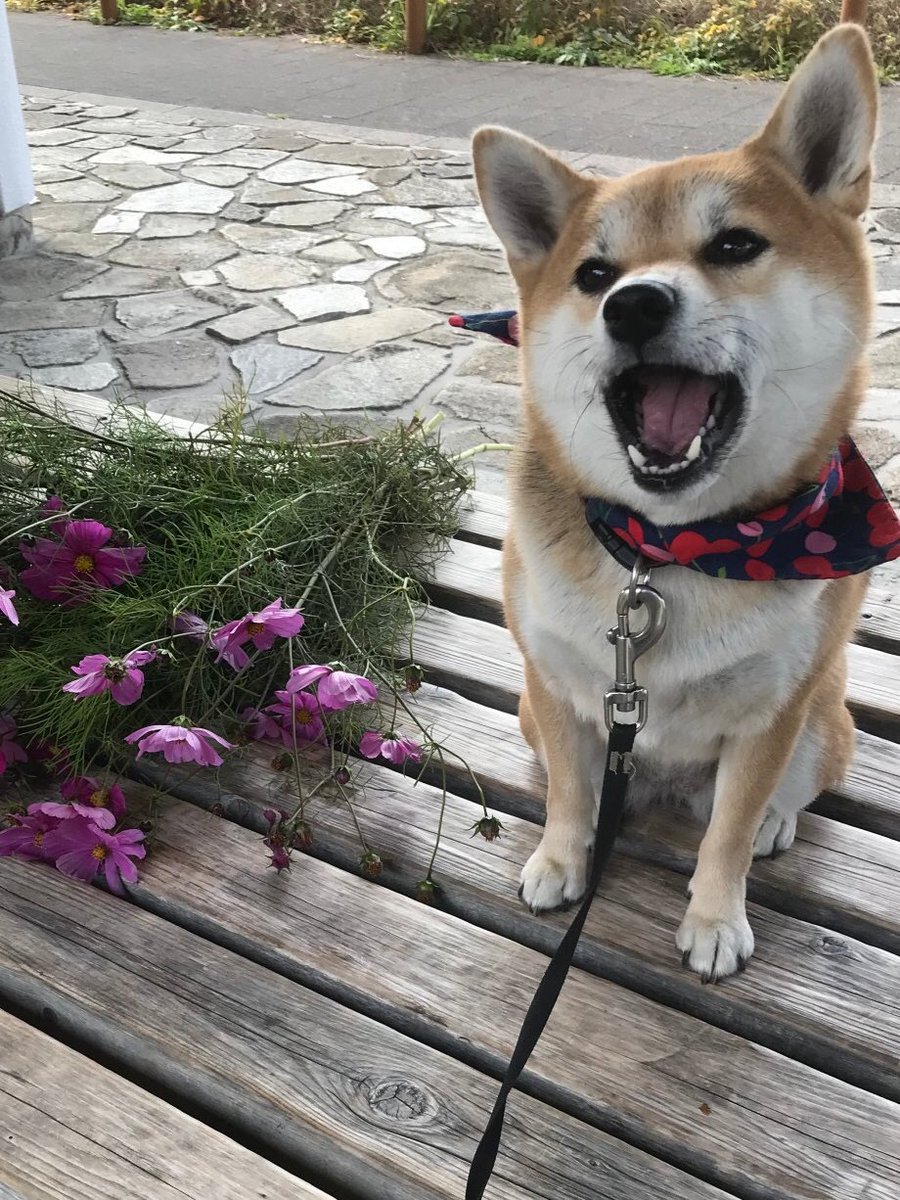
606, 366, 744, 491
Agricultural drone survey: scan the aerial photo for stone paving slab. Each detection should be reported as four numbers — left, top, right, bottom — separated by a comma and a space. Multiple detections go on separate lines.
4, 89, 900, 500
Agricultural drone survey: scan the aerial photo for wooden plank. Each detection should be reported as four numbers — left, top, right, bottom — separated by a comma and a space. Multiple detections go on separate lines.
0, 1009, 330, 1200
0, 858, 734, 1200
456, 490, 507, 548
162, 753, 900, 1109
124, 796, 900, 1200
412, 608, 900, 838
427, 537, 502, 624
846, 641, 900, 737
396, 682, 900, 951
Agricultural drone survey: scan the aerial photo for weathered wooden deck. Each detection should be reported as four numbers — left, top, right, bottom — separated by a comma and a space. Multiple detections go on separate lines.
3, 481, 900, 1200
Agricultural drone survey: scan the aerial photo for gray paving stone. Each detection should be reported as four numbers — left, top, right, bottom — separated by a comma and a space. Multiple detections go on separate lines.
24, 110, 84, 131
31, 201, 107, 232
425, 223, 502, 251
358, 204, 432, 227
37, 178, 121, 203
383, 175, 476, 208
117, 338, 221, 389
64, 265, 176, 299
117, 181, 235, 215
275, 283, 369, 322
79, 134, 133, 151
332, 259, 395, 283
432, 377, 520, 445
231, 343, 322, 393
38, 231, 128, 258
0, 253, 106, 300
297, 143, 411, 168
136, 214, 217, 239
32, 164, 83, 185
142, 391, 257, 424
870, 332, 900, 388
29, 362, 120, 391
204, 149, 289, 168
278, 307, 439, 353
93, 211, 143, 235
220, 222, 330, 255
370, 166, 414, 187
181, 269, 220, 287
115, 290, 229, 338
109, 234, 238, 270
262, 201, 347, 228
458, 343, 520, 386
249, 131, 315, 153
27, 127, 94, 146
258, 159, 365, 185
220, 202, 264, 223
88, 146, 198, 166
207, 304, 294, 344
376, 249, 509, 313
414, 325, 472, 348
304, 240, 365, 265
2, 329, 101, 368
183, 164, 251, 187
360, 236, 426, 259
217, 253, 320, 291
92, 163, 180, 189
267, 343, 449, 410
304, 175, 378, 197
240, 180, 323, 206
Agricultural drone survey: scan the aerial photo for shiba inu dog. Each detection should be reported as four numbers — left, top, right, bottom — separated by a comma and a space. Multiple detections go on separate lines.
471, 11, 885, 979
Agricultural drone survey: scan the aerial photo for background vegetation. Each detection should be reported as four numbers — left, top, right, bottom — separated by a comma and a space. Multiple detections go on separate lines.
11, 0, 899, 78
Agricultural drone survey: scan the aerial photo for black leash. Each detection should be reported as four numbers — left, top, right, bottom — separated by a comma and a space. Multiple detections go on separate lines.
465, 561, 666, 1199
465, 721, 637, 1200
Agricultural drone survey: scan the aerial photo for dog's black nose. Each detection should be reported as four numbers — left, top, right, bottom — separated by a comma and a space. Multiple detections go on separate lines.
603, 282, 677, 346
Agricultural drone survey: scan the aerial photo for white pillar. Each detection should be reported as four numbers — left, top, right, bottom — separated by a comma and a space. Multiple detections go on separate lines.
0, 4, 34, 257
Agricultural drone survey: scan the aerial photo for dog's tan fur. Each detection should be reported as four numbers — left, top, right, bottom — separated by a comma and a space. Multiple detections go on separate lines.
473, 19, 880, 978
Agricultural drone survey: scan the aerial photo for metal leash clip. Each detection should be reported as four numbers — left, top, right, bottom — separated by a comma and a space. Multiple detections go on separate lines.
604, 556, 667, 733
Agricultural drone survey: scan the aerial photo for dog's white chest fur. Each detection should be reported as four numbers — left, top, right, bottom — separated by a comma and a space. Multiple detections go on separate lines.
512, 520, 826, 765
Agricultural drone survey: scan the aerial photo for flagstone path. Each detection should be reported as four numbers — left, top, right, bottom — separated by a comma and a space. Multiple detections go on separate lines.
6, 86, 900, 498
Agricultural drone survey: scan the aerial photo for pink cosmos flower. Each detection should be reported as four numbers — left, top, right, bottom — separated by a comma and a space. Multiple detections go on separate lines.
0, 713, 28, 774
125, 721, 233, 766
0, 588, 19, 626
171, 610, 209, 641
240, 706, 284, 742
20, 520, 146, 605
359, 731, 423, 765
62, 650, 156, 706
265, 690, 325, 744
318, 670, 377, 712
284, 663, 332, 692
0, 805, 60, 861
43, 817, 146, 896
284, 664, 377, 712
37, 775, 127, 831
211, 598, 304, 671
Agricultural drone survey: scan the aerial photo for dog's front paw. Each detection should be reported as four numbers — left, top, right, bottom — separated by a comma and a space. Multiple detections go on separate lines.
676, 901, 754, 982
519, 840, 587, 913
753, 809, 797, 859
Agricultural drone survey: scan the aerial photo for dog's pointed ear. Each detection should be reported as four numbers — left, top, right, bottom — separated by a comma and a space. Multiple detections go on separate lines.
753, 25, 878, 216
473, 126, 589, 268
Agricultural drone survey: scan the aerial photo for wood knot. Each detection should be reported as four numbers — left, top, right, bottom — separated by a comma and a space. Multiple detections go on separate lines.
811, 933, 850, 957
367, 1078, 434, 1123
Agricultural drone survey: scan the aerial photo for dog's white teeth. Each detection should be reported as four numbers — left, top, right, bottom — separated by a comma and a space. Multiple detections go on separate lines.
628, 443, 647, 468
686, 435, 702, 462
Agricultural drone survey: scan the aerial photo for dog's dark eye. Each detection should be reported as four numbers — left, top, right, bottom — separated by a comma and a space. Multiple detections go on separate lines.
574, 258, 618, 294
703, 228, 769, 266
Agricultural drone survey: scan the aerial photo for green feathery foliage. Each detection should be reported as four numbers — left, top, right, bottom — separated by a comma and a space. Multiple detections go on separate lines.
0, 391, 470, 775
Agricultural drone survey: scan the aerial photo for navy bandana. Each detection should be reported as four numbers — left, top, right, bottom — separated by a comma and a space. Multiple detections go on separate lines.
451, 309, 900, 581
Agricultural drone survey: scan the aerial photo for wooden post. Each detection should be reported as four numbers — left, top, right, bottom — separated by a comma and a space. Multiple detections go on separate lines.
100, 0, 119, 22
405, 0, 427, 54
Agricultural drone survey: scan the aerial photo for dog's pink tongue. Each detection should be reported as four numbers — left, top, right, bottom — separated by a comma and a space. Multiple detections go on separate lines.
640, 370, 716, 456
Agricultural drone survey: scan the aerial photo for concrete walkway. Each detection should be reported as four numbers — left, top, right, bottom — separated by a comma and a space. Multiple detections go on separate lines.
9, 11, 900, 178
